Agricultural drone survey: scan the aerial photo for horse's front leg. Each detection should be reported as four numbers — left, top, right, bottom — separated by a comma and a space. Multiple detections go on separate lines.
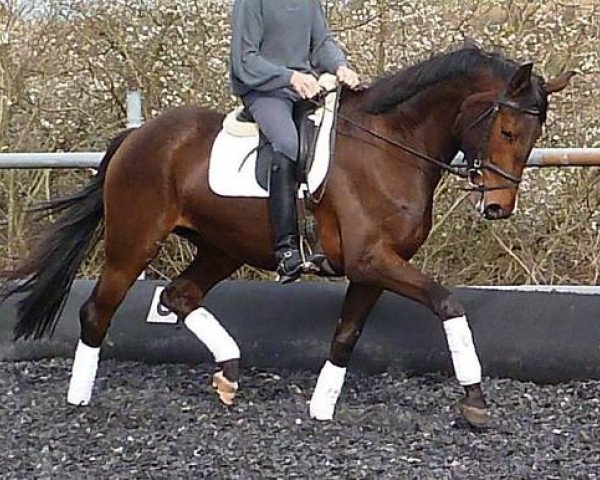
343, 247, 488, 428
310, 249, 488, 427
310, 282, 382, 420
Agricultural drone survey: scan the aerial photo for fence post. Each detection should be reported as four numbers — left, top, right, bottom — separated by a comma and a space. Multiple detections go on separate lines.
126, 91, 143, 129
126, 91, 148, 280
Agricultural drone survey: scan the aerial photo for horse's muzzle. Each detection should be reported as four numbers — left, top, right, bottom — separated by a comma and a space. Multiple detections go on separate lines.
483, 203, 511, 220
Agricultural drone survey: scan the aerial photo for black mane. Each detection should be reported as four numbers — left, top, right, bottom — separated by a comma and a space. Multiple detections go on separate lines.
362, 47, 547, 119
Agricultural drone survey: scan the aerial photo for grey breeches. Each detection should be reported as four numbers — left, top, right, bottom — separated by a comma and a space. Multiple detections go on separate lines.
243, 91, 299, 161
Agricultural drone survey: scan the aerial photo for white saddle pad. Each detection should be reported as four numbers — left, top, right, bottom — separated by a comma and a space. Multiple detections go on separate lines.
208, 90, 338, 198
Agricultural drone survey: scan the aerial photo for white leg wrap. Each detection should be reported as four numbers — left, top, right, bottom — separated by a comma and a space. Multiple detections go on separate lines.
184, 307, 240, 363
67, 340, 100, 406
309, 360, 346, 421
443, 315, 482, 386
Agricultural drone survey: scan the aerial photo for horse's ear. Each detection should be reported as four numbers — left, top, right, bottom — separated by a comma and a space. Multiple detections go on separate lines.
463, 37, 480, 50
543, 71, 576, 94
506, 61, 534, 98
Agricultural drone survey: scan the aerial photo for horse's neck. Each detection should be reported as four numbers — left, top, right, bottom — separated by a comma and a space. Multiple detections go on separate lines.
338, 82, 478, 191
387, 85, 469, 168
342, 85, 468, 177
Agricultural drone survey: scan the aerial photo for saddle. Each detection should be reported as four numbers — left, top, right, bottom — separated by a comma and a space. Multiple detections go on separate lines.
236, 98, 321, 191
226, 79, 339, 276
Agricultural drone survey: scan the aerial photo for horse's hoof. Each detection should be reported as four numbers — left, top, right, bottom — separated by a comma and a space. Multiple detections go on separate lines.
212, 371, 238, 406
457, 398, 490, 428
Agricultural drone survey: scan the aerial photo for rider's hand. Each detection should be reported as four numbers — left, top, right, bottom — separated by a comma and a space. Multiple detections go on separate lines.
290, 71, 320, 99
336, 65, 360, 89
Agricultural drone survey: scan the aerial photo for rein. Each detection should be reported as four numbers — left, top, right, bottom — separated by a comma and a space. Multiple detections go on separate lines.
311, 88, 542, 193
310, 90, 469, 181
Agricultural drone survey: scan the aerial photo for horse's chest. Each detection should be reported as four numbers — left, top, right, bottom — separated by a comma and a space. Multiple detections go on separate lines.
382, 201, 432, 252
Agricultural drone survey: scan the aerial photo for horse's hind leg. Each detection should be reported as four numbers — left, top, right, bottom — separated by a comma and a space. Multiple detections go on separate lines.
67, 216, 173, 406
158, 243, 242, 405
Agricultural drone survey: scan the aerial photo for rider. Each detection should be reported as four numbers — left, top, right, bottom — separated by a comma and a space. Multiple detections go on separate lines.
229, 0, 360, 283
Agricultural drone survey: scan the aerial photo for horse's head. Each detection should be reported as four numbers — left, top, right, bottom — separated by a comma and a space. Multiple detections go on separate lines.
455, 62, 574, 220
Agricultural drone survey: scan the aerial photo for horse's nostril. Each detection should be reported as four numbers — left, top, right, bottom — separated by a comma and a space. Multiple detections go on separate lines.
484, 204, 505, 220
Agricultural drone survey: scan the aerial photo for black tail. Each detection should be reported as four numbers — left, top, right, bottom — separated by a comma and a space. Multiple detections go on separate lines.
0, 128, 136, 340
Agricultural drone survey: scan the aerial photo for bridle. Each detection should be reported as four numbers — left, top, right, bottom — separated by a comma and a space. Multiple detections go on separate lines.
461, 98, 542, 193
313, 88, 543, 194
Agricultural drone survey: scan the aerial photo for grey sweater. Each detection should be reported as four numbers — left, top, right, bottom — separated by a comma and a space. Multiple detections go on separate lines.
229, 0, 346, 96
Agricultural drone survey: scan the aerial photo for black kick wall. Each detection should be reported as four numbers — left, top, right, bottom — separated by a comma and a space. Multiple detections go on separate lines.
1, 280, 599, 383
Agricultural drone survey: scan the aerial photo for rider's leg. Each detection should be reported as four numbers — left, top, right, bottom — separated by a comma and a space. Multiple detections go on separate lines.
269, 151, 304, 282
244, 91, 303, 283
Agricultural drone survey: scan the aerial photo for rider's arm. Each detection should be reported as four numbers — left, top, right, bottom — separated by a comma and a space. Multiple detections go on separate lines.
309, 0, 347, 74
230, 0, 293, 92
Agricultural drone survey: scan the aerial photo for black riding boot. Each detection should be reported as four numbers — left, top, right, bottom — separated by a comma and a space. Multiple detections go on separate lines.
268, 152, 303, 283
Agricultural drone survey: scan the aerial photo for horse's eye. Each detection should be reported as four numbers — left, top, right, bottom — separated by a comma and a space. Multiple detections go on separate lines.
501, 129, 514, 141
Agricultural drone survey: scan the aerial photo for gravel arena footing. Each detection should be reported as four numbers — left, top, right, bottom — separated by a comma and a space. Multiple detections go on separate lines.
2, 359, 599, 479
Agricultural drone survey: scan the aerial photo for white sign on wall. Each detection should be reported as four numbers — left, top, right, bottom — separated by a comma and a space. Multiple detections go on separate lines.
146, 286, 178, 324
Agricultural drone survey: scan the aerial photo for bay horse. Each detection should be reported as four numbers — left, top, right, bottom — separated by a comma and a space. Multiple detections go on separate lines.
1, 43, 572, 428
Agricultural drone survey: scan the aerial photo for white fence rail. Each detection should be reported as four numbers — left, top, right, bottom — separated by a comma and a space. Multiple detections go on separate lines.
0, 89, 598, 169
1, 148, 599, 170
0, 152, 104, 169
0, 90, 143, 170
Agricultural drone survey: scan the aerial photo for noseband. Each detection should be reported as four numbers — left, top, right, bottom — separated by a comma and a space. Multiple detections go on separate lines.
462, 99, 542, 193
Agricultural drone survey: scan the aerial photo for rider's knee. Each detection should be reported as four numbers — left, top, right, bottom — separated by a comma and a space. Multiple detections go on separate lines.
272, 135, 298, 162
